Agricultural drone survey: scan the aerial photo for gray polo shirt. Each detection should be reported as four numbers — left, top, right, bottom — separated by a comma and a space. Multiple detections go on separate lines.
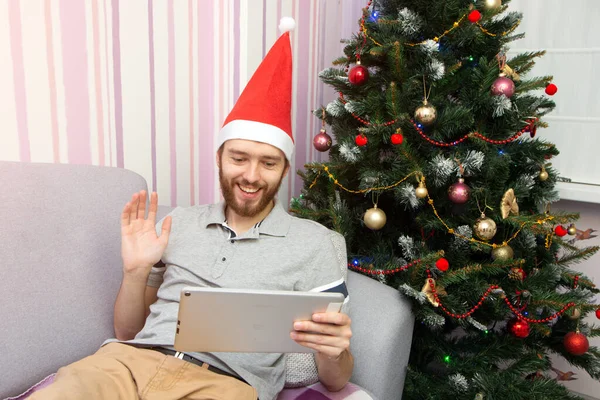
111, 200, 348, 400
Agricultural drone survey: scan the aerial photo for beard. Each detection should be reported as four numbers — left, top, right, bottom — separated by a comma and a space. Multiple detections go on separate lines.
219, 167, 284, 218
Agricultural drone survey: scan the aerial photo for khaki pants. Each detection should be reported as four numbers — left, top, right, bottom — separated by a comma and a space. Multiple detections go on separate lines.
29, 343, 258, 400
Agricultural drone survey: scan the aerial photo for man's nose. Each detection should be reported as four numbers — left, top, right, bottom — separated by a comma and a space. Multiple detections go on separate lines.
242, 162, 260, 183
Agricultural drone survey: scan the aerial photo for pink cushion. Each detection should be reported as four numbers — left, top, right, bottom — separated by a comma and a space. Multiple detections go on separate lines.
10, 373, 374, 400
277, 382, 375, 400
5, 374, 56, 400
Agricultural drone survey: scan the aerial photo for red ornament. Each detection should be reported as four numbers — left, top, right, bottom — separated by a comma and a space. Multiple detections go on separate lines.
564, 331, 589, 355
525, 120, 537, 138
468, 10, 482, 23
435, 258, 449, 272
391, 133, 404, 145
355, 134, 368, 147
555, 225, 568, 237
348, 64, 369, 85
596, 309, 600, 319
508, 317, 530, 338
545, 84, 558, 96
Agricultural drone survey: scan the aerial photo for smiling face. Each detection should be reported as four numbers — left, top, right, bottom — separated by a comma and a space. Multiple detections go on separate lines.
217, 139, 289, 218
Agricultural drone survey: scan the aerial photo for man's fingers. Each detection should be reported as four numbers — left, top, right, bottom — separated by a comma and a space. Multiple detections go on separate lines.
137, 190, 147, 219
312, 312, 351, 326
121, 202, 131, 227
290, 333, 348, 358
147, 192, 158, 223
294, 320, 352, 339
160, 216, 172, 239
293, 342, 342, 358
129, 193, 139, 222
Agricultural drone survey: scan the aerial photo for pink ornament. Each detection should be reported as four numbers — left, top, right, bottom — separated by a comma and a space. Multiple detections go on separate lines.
313, 129, 332, 152
349, 64, 369, 85
491, 76, 515, 97
448, 178, 471, 204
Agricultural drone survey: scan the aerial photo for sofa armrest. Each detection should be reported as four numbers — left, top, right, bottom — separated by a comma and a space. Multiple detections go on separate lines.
347, 270, 414, 400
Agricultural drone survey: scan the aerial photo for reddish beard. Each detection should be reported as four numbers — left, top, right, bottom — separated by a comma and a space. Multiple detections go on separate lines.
219, 167, 284, 218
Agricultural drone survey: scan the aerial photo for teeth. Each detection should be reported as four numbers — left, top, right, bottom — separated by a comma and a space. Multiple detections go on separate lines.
239, 185, 259, 193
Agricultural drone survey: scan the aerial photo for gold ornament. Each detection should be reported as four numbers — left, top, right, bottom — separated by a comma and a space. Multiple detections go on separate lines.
501, 64, 520, 81
568, 308, 581, 320
474, 213, 497, 241
484, 0, 502, 10
421, 278, 439, 307
415, 180, 428, 199
508, 267, 526, 281
500, 189, 519, 219
364, 205, 386, 230
491, 244, 514, 261
539, 167, 549, 181
568, 224, 577, 236
414, 100, 437, 126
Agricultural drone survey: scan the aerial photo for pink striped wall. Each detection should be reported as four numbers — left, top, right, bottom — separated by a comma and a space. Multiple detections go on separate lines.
1, 0, 366, 207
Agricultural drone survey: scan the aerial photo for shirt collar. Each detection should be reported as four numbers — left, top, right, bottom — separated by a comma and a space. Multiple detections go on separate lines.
204, 200, 291, 237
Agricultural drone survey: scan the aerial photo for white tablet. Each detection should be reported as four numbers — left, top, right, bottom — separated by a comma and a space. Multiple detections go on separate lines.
173, 287, 345, 353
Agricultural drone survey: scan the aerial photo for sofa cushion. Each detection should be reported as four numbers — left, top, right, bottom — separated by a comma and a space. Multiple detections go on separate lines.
0, 162, 148, 398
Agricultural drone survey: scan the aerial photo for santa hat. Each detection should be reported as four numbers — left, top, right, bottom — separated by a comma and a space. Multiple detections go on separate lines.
217, 17, 296, 161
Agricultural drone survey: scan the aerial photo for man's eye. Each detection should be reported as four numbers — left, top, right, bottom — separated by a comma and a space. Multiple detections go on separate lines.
233, 158, 244, 162
265, 162, 276, 167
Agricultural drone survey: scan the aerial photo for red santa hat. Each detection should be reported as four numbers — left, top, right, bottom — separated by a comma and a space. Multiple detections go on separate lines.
217, 17, 296, 161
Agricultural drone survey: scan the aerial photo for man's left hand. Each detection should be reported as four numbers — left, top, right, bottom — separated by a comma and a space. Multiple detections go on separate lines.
290, 312, 352, 359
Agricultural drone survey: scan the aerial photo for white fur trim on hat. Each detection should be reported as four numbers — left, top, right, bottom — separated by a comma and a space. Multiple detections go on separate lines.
279, 17, 296, 33
217, 119, 295, 161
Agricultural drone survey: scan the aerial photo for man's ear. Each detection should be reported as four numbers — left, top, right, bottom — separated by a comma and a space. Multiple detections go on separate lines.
282, 160, 290, 179
216, 147, 222, 168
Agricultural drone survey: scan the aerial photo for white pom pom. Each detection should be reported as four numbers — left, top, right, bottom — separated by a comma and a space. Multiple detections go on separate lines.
279, 17, 296, 33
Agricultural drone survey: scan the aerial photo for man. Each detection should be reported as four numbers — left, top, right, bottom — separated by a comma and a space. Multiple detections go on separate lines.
31, 19, 352, 400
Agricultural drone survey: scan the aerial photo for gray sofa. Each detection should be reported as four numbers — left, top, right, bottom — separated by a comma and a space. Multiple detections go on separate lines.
0, 161, 414, 400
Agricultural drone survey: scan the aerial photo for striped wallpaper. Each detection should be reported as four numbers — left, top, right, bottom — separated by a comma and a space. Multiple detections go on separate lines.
0, 0, 365, 207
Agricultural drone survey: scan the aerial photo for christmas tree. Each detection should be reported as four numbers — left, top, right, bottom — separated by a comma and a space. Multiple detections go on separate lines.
291, 0, 600, 398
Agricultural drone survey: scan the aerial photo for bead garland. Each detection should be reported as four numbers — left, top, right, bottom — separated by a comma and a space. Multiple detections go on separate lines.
412, 119, 535, 147
338, 93, 398, 127
503, 297, 575, 323
426, 269, 499, 319
347, 259, 422, 275
425, 270, 577, 323
425, 187, 555, 248
309, 166, 419, 194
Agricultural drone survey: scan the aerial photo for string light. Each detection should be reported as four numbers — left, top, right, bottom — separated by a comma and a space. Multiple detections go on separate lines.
364, 13, 521, 47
